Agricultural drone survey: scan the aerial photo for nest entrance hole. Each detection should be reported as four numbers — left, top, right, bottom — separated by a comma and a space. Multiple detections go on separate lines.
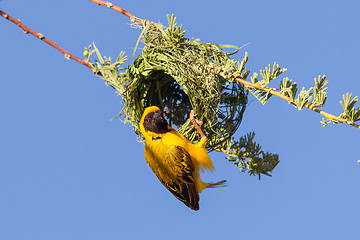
143, 70, 192, 128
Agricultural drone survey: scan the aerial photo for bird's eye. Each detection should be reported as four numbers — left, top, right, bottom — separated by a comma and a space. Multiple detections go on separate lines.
145, 119, 150, 123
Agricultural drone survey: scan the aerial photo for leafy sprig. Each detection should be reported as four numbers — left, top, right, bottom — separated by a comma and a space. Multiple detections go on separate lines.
217, 132, 279, 179
237, 64, 360, 128
339, 93, 360, 124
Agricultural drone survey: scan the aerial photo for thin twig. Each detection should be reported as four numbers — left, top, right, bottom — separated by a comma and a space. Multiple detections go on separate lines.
213, 147, 234, 155
89, 0, 145, 26
0, 9, 94, 71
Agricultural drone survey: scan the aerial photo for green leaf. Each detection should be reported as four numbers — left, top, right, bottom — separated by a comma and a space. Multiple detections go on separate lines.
312, 75, 328, 107
92, 42, 104, 64
294, 87, 313, 110
218, 44, 239, 56
339, 93, 360, 123
280, 77, 297, 101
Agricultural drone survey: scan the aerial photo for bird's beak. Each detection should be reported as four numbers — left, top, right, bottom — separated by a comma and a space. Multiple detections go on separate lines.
153, 112, 165, 125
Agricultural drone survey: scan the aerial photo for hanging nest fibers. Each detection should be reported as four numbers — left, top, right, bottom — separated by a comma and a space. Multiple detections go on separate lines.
88, 14, 249, 150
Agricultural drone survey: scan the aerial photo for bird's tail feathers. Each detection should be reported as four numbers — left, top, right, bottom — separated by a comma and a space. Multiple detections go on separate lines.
206, 180, 227, 188
197, 179, 227, 193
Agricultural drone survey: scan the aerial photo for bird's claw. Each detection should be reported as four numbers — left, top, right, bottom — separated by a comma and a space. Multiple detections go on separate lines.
190, 110, 203, 126
189, 110, 207, 140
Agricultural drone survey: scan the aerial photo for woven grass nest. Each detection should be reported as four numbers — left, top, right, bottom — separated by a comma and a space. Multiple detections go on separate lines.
92, 15, 249, 150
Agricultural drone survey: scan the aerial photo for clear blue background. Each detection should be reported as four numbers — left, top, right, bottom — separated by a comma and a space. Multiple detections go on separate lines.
1, 1, 359, 239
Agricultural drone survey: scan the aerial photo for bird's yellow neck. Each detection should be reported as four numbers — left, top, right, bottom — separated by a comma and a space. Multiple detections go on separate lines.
143, 126, 175, 141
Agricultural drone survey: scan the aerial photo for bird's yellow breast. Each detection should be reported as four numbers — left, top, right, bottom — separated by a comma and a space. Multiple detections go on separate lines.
144, 128, 214, 173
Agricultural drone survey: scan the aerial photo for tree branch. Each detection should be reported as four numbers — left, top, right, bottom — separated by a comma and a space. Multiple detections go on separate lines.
206, 67, 360, 129
237, 78, 360, 129
89, 0, 145, 26
0, 9, 94, 71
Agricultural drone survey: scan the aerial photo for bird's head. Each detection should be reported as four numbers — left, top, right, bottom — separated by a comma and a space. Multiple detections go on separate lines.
140, 106, 170, 138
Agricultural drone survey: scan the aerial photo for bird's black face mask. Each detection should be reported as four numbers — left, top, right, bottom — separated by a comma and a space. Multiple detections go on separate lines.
143, 110, 169, 133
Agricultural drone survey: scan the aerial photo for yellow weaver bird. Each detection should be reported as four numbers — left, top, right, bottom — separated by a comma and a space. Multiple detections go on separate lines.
140, 106, 226, 210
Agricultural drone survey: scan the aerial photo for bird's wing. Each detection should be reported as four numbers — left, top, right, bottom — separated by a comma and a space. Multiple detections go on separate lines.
145, 144, 199, 210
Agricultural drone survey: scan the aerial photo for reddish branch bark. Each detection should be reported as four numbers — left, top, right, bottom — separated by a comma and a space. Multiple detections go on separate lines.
89, 0, 145, 26
0, 9, 94, 71
1, 2, 144, 71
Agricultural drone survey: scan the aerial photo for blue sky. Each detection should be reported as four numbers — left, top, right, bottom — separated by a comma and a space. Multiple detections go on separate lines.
1, 1, 360, 239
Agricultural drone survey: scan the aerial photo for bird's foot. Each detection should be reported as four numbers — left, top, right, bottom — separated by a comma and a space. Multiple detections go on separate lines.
189, 110, 207, 141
